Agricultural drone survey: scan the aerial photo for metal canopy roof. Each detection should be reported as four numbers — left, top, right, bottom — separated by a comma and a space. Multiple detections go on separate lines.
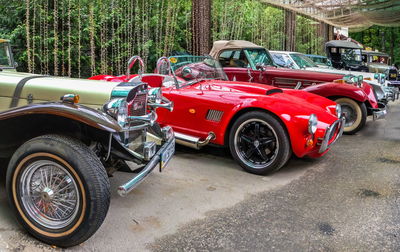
260, 0, 400, 30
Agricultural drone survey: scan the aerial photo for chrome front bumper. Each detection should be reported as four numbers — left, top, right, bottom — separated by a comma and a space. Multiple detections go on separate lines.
117, 137, 175, 197
318, 117, 345, 154
372, 103, 388, 121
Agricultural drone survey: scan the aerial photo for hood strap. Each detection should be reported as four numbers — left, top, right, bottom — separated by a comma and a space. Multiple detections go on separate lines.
9, 75, 48, 108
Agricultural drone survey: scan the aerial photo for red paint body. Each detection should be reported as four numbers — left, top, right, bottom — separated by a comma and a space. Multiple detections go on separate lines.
223, 66, 379, 109
90, 74, 341, 158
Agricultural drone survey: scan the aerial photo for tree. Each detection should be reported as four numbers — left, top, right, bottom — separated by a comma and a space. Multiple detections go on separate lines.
191, 0, 211, 55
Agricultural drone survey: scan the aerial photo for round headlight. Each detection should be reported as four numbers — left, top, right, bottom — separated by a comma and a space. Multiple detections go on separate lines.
148, 87, 162, 104
336, 104, 342, 118
308, 114, 318, 134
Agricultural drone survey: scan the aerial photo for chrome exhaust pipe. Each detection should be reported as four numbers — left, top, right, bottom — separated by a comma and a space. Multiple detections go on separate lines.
174, 132, 215, 150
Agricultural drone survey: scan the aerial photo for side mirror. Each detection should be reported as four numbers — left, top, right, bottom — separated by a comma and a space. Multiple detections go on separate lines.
181, 66, 194, 79
255, 63, 265, 71
357, 75, 363, 85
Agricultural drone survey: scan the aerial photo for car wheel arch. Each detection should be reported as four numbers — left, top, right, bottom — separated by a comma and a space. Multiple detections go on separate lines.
0, 114, 110, 160
327, 95, 372, 114
224, 107, 292, 150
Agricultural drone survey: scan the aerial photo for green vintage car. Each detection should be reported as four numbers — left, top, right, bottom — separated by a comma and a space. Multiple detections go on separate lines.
0, 39, 16, 72
0, 40, 175, 247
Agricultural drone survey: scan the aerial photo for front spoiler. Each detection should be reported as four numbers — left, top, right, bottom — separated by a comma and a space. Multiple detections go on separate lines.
117, 138, 175, 197
372, 103, 387, 121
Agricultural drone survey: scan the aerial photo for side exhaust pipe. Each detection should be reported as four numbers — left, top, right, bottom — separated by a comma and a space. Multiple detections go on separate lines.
175, 132, 216, 150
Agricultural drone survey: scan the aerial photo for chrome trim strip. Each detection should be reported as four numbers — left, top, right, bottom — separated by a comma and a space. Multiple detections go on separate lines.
318, 117, 345, 154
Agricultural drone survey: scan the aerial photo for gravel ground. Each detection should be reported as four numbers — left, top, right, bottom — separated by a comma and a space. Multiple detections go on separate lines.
150, 101, 400, 252
0, 100, 399, 252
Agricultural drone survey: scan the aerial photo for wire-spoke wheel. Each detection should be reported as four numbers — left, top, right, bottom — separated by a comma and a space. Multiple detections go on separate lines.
229, 111, 291, 175
334, 98, 367, 135
6, 134, 110, 248
19, 159, 81, 230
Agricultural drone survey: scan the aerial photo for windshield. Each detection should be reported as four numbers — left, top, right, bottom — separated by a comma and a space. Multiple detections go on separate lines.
309, 56, 328, 64
0, 42, 13, 68
341, 48, 362, 63
169, 55, 228, 86
243, 48, 275, 67
367, 54, 389, 64
270, 53, 296, 68
290, 53, 318, 68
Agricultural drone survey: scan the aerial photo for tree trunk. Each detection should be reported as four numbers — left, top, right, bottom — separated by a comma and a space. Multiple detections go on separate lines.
284, 9, 296, 51
191, 0, 211, 55
390, 27, 395, 63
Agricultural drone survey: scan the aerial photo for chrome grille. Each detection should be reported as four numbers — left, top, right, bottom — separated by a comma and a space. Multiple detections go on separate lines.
206, 110, 224, 122
130, 92, 147, 116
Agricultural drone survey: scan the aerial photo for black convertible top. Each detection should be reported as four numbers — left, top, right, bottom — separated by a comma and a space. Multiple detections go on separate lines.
325, 40, 362, 49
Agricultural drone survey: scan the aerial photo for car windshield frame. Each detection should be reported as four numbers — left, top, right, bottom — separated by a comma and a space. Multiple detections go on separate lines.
242, 48, 275, 69
0, 42, 14, 69
290, 53, 318, 68
341, 48, 363, 64
270, 52, 296, 69
168, 55, 228, 87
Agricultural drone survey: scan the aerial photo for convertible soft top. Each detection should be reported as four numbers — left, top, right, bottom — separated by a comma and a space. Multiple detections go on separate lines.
210, 40, 263, 58
325, 40, 362, 49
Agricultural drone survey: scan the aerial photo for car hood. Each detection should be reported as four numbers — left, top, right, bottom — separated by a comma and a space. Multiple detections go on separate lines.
0, 71, 127, 110
368, 63, 390, 73
197, 80, 338, 119
304, 66, 387, 85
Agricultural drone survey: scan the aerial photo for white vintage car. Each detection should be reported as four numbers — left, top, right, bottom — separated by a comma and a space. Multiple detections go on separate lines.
270, 50, 399, 102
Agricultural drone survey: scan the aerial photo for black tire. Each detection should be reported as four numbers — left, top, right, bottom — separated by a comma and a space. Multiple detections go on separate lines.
6, 134, 110, 248
334, 98, 367, 135
229, 111, 292, 175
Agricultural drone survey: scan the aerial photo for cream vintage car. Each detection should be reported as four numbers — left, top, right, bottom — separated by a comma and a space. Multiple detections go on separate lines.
0, 40, 175, 247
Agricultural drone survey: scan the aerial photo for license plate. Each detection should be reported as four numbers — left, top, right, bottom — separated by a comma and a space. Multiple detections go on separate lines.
160, 139, 175, 171
390, 74, 397, 78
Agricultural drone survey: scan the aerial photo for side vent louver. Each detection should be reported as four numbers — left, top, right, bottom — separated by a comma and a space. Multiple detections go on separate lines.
206, 110, 224, 122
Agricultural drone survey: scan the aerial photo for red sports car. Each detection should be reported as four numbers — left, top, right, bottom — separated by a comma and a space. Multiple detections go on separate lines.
209, 40, 387, 135
90, 56, 344, 175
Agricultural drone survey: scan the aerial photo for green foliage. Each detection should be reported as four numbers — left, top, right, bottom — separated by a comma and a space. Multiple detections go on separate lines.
350, 26, 400, 65
295, 16, 324, 55
0, 0, 344, 78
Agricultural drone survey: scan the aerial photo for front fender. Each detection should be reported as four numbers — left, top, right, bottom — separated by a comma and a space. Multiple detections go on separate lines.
218, 95, 336, 158
0, 102, 122, 133
303, 83, 368, 103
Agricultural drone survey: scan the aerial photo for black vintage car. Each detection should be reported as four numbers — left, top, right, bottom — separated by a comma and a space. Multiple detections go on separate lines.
385, 66, 400, 87
326, 40, 369, 72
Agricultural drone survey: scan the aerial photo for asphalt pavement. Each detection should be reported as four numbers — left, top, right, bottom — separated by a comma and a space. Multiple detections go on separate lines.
0, 100, 399, 251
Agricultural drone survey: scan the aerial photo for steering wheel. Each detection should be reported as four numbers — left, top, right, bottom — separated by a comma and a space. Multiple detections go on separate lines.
126, 56, 145, 81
